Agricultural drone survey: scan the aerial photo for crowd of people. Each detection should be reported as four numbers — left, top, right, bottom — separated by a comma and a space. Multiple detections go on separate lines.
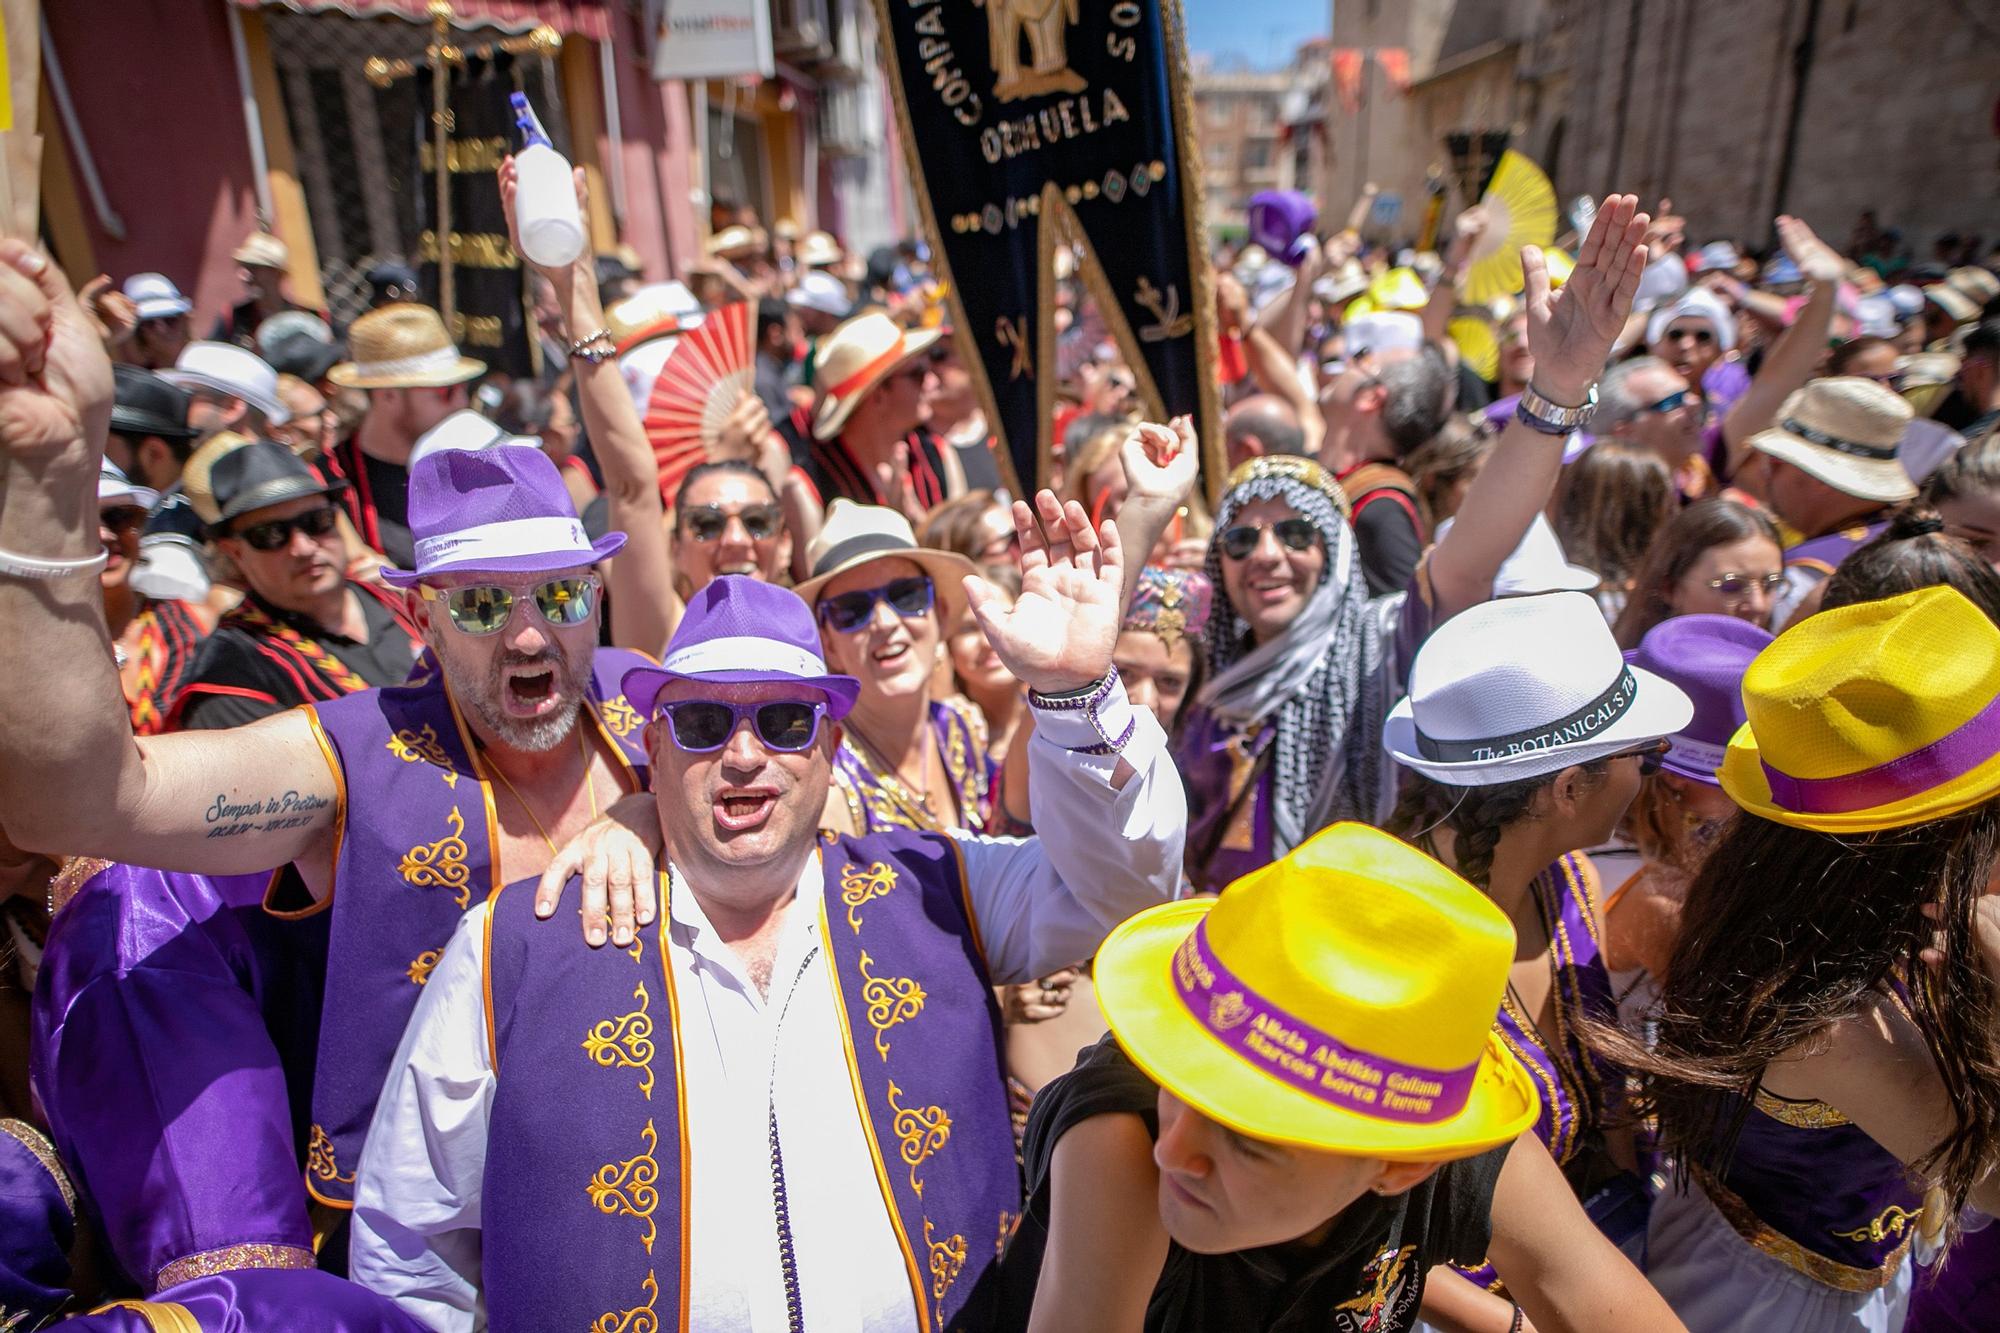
0, 144, 1994, 1333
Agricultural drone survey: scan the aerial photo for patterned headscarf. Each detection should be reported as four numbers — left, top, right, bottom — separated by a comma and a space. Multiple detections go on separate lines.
1124, 566, 1214, 653
1199, 455, 1400, 852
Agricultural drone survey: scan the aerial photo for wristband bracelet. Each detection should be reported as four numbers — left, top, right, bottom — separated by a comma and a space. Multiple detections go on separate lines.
0, 546, 108, 580
567, 327, 615, 364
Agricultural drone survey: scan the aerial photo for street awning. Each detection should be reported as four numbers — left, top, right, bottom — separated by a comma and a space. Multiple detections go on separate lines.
230, 0, 610, 42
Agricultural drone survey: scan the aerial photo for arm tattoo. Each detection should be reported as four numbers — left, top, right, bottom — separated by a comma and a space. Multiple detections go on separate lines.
204, 789, 332, 839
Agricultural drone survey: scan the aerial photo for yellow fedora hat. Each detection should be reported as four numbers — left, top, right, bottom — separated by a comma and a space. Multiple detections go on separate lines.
810, 312, 940, 441
1720, 586, 2000, 833
326, 304, 485, 390
1094, 823, 1539, 1161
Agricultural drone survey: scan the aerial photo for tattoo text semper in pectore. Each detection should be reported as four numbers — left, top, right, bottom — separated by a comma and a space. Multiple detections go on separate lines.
204, 790, 332, 839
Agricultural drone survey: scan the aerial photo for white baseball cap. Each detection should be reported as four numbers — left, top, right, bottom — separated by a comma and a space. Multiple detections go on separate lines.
123, 273, 192, 322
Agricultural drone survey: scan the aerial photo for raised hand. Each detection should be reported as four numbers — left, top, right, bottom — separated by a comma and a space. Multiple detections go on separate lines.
710, 395, 774, 464
78, 275, 139, 350
1776, 214, 1845, 288
497, 156, 590, 298
1118, 418, 1199, 507
1523, 194, 1649, 404
0, 242, 114, 462
966, 490, 1123, 695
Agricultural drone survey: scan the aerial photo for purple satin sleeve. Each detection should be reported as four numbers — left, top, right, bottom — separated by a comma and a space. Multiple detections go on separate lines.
31, 866, 313, 1292
63, 1268, 432, 1331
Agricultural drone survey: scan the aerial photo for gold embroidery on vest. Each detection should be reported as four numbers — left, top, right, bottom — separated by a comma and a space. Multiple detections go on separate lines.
601, 695, 643, 740
306, 1124, 355, 1185
1753, 1087, 1853, 1128
840, 860, 899, 933
583, 980, 657, 1100
858, 950, 926, 1060
398, 806, 472, 908
887, 1080, 952, 1199
387, 724, 459, 789
997, 1209, 1019, 1259
1832, 1203, 1924, 1245
407, 948, 443, 986
586, 1119, 661, 1254
588, 1269, 658, 1333
925, 1217, 967, 1313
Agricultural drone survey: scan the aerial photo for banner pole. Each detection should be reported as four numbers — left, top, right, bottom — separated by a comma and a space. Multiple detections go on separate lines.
429, 0, 455, 329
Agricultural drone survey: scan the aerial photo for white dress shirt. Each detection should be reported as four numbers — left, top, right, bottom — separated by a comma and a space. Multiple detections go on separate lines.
349, 682, 1184, 1331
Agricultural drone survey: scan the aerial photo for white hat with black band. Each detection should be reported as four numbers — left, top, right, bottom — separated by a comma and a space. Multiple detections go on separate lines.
1383, 591, 1693, 787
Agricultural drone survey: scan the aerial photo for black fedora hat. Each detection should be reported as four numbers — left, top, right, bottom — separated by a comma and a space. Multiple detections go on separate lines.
109, 365, 198, 442
207, 439, 346, 532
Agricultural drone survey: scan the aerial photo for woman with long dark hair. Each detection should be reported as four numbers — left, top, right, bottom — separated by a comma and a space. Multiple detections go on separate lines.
1611, 586, 2000, 1331
1381, 591, 1694, 1331
1555, 437, 1678, 621
1613, 497, 1784, 648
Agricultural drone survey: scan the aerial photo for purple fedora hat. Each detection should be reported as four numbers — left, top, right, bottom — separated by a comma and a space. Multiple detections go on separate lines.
379, 446, 624, 588
623, 575, 860, 720
1624, 613, 1773, 785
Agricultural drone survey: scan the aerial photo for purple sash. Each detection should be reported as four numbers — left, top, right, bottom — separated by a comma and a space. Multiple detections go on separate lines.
300, 648, 652, 1207
479, 829, 1018, 1332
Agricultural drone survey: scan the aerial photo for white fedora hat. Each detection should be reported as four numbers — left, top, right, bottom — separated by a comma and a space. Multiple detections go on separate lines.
1383, 591, 1693, 787
160, 341, 290, 425
1748, 376, 1917, 505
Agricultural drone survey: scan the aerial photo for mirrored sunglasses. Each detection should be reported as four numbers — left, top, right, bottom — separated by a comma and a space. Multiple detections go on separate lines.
1220, 518, 1318, 561
817, 574, 934, 633
234, 505, 339, 551
683, 503, 783, 543
659, 698, 826, 752
418, 575, 600, 636
1641, 388, 1694, 415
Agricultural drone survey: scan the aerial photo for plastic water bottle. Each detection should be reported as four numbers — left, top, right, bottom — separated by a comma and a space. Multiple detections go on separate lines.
509, 92, 585, 268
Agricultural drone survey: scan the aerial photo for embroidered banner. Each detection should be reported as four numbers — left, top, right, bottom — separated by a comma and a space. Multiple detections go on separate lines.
869, 0, 1224, 501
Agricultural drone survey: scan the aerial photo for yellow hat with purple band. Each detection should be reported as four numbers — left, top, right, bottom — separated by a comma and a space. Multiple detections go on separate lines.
1094, 822, 1539, 1161
1720, 586, 2000, 833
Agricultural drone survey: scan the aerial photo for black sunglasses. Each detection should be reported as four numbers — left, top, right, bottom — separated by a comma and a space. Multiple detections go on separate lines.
1663, 326, 1715, 346
1641, 388, 1694, 415
1615, 739, 1673, 777
817, 574, 934, 633
101, 506, 148, 535
660, 698, 826, 752
417, 576, 599, 636
1220, 518, 1318, 561
233, 505, 339, 551
683, 503, 783, 543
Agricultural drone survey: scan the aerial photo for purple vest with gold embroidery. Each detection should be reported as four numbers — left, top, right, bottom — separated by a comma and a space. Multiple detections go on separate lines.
1785, 519, 1889, 577
1695, 1088, 1925, 1289
480, 829, 1019, 1332
299, 649, 653, 1207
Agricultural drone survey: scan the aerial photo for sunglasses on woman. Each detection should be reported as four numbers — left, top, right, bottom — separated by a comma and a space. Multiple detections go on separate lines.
1220, 518, 1318, 562
658, 698, 826, 752
817, 575, 934, 633
418, 576, 600, 636
1614, 738, 1672, 777
1705, 571, 1785, 597
233, 505, 339, 552
682, 503, 783, 543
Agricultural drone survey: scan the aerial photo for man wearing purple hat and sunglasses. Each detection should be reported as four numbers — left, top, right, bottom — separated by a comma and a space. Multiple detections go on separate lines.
347, 494, 1188, 1330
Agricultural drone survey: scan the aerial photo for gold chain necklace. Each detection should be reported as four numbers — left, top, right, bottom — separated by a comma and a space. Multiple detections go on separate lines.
846, 719, 936, 818
485, 724, 600, 854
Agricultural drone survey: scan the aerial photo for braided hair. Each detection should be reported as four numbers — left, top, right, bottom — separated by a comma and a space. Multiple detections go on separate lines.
1388, 765, 1612, 889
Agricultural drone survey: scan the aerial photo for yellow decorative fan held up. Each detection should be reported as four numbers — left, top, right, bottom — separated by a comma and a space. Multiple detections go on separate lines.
1462, 150, 1557, 305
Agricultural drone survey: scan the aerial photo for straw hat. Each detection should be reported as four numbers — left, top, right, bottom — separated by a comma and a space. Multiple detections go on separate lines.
1747, 377, 1917, 505
326, 304, 485, 390
810, 312, 940, 441
791, 499, 976, 628
796, 230, 844, 269
1947, 266, 2000, 309
606, 281, 703, 356
1720, 586, 2000, 832
1094, 821, 1540, 1159
1384, 591, 1693, 787
1925, 284, 1979, 325
182, 431, 256, 526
